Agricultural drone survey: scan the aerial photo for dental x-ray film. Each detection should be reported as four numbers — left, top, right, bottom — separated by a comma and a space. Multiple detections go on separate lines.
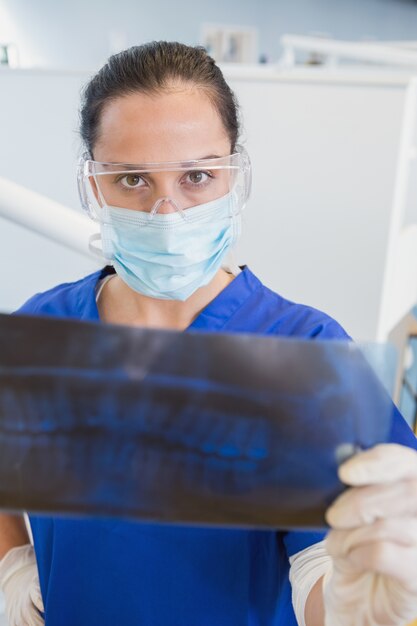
0, 313, 395, 529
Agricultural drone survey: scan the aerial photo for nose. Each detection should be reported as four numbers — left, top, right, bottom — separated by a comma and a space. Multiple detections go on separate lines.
148, 174, 181, 214
150, 196, 181, 215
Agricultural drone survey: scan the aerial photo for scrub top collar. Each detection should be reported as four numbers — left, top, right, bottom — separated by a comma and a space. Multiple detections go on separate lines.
82, 265, 262, 331
189, 266, 262, 331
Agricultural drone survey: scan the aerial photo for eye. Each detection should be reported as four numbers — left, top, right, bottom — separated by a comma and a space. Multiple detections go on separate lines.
119, 174, 145, 189
186, 171, 211, 185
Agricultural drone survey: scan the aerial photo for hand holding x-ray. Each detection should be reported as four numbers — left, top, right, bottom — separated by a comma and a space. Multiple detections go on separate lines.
324, 444, 417, 626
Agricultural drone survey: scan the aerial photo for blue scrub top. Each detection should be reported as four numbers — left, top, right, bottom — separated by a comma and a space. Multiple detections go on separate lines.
16, 266, 417, 626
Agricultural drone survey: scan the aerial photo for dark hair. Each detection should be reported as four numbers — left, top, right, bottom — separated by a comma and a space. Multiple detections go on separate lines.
80, 41, 240, 156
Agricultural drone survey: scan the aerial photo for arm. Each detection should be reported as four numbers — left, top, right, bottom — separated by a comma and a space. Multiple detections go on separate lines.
0, 513, 30, 558
289, 540, 329, 626
305, 576, 325, 626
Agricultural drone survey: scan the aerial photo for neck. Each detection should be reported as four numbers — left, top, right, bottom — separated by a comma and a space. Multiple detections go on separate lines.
99, 269, 235, 330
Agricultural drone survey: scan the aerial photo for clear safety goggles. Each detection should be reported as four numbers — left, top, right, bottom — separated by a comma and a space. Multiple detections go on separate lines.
77, 146, 251, 221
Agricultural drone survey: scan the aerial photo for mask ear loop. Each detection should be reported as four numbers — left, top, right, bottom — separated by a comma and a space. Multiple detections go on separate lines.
222, 188, 242, 275
88, 232, 107, 259
223, 247, 241, 276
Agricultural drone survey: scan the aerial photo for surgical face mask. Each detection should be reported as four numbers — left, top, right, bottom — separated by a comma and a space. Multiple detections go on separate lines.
77, 148, 251, 300
90, 193, 241, 300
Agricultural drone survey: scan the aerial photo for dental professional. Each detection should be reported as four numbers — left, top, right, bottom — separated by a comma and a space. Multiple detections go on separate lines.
1, 41, 417, 626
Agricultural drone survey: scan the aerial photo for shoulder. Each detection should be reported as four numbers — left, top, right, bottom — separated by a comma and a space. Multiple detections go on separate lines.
269, 288, 350, 340
15, 268, 105, 319
241, 268, 351, 340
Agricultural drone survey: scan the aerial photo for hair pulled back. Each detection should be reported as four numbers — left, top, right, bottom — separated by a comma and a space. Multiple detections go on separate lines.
80, 41, 240, 156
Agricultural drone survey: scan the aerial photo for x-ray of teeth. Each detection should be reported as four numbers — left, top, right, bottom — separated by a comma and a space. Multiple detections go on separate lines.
0, 313, 395, 529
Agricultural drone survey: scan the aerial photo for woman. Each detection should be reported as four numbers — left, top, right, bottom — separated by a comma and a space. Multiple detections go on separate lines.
1, 41, 417, 626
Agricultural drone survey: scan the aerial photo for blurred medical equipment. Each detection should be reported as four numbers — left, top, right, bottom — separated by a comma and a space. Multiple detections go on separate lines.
0, 545, 43, 626
397, 321, 417, 431
201, 24, 258, 64
0, 43, 18, 68
0, 177, 97, 260
280, 35, 417, 69
0, 312, 394, 527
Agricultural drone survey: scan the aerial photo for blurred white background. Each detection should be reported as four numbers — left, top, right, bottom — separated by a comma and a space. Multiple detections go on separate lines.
2, 0, 417, 68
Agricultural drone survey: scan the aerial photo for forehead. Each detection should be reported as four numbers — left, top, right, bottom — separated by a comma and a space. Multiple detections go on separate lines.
93, 87, 230, 163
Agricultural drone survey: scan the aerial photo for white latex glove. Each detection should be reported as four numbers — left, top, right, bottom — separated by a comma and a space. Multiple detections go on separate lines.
323, 443, 417, 626
0, 544, 44, 626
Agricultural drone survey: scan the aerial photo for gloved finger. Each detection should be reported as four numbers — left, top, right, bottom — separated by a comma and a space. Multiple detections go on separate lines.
338, 540, 417, 588
325, 479, 417, 528
19, 604, 45, 626
326, 518, 417, 558
30, 606, 45, 626
338, 444, 417, 486
29, 577, 44, 613
22, 604, 45, 626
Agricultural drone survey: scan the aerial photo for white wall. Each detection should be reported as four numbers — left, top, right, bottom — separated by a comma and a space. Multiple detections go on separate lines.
232, 71, 407, 340
1, 0, 417, 69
